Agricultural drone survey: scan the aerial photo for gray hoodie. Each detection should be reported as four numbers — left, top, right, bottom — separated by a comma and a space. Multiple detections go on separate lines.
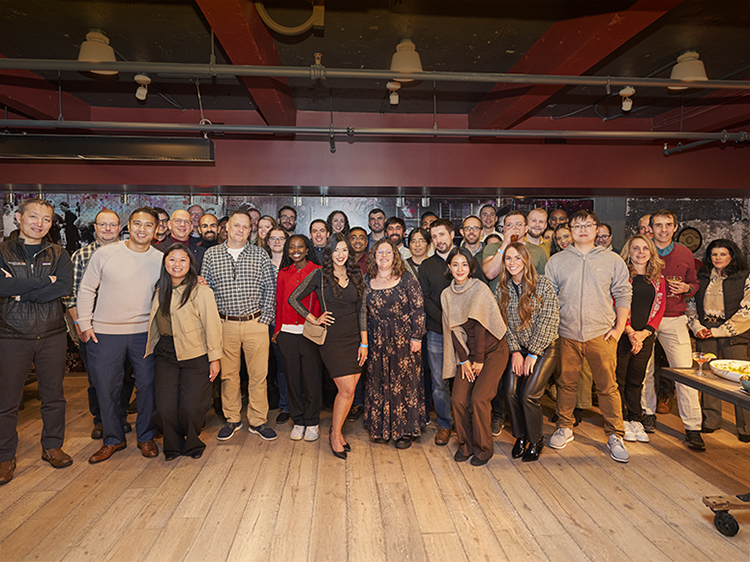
545, 245, 632, 342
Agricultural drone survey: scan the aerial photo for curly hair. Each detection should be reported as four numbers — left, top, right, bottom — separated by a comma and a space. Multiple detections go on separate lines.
496, 243, 541, 330
325, 210, 350, 238
367, 238, 408, 280
322, 232, 364, 298
620, 235, 665, 282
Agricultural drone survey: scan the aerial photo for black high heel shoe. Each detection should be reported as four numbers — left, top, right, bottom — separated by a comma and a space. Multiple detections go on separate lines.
511, 437, 529, 459
522, 438, 544, 462
344, 441, 351, 452
330, 436, 347, 460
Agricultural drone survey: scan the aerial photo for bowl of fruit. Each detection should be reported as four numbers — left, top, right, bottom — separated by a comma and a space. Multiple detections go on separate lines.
710, 359, 750, 382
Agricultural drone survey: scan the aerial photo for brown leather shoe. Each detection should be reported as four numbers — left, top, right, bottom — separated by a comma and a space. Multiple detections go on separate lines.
0, 458, 16, 485
656, 396, 671, 414
89, 442, 127, 464
137, 440, 159, 458
42, 448, 73, 469
435, 428, 451, 446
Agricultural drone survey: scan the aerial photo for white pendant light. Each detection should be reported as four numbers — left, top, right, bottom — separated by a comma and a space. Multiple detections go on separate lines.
390, 39, 422, 83
78, 30, 117, 76
668, 51, 707, 90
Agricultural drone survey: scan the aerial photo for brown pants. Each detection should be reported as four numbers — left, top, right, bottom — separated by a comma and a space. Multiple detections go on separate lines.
557, 335, 624, 437
451, 339, 509, 461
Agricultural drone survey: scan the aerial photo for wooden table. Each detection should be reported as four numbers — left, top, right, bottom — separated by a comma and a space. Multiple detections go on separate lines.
661, 366, 750, 537
660, 367, 750, 410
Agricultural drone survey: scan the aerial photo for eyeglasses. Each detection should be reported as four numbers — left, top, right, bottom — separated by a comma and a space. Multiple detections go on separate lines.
172, 219, 191, 226
158, 219, 169, 224
571, 223, 596, 231
463, 226, 481, 232
376, 250, 393, 256
595, 234, 611, 240
95, 222, 119, 229
269, 236, 286, 242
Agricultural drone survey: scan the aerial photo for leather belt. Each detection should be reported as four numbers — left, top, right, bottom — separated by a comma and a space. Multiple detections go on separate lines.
220, 310, 261, 322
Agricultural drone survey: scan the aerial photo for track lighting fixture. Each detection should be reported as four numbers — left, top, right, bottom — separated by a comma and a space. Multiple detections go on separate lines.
619, 86, 635, 112
134, 74, 151, 101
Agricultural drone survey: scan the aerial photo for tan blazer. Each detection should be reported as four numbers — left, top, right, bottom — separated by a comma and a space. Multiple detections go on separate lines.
145, 284, 223, 362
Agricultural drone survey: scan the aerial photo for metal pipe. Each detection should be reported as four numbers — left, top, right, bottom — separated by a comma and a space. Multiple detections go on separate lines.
663, 139, 721, 156
0, 58, 749, 91
1, 118, 748, 142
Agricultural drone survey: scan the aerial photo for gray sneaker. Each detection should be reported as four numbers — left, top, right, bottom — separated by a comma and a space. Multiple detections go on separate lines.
632, 421, 650, 443
608, 434, 630, 463
623, 421, 636, 442
248, 423, 278, 441
290, 425, 305, 441
548, 427, 574, 449
304, 425, 320, 442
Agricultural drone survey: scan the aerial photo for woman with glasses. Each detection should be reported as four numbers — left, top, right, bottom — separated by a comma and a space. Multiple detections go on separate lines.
289, 233, 367, 458
145, 243, 222, 460
365, 238, 426, 449
265, 227, 291, 424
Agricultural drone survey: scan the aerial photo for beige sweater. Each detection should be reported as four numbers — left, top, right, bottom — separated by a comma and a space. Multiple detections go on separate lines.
77, 241, 163, 334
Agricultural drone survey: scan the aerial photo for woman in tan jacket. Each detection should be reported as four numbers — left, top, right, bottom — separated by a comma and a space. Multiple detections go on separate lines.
146, 243, 222, 460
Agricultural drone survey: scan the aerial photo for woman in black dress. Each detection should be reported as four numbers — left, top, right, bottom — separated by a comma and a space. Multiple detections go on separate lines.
289, 233, 367, 459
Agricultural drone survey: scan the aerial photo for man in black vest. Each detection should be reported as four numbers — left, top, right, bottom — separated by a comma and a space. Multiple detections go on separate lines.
0, 198, 74, 484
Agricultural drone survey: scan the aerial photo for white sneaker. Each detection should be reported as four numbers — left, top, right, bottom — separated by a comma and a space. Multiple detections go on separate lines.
548, 427, 574, 449
290, 425, 305, 441
304, 425, 320, 442
608, 434, 630, 463
623, 421, 636, 442
632, 421, 650, 443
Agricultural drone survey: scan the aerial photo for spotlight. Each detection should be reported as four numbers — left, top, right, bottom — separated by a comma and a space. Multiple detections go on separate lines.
134, 74, 151, 101
619, 86, 635, 112
387, 80, 401, 106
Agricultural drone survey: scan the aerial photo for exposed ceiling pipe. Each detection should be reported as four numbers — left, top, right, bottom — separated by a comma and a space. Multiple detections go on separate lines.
1, 118, 747, 143
0, 58, 749, 91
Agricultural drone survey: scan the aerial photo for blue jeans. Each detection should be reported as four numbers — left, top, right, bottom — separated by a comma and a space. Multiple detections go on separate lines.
87, 332, 157, 445
426, 331, 453, 429
270, 332, 289, 413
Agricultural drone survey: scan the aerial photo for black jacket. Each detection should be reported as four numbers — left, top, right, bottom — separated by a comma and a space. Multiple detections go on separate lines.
0, 231, 73, 339
418, 252, 450, 334
695, 268, 750, 345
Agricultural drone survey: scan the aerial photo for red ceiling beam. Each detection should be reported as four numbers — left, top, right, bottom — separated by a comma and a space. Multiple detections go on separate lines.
652, 81, 750, 132
194, 0, 296, 127
468, 0, 684, 131
0, 56, 91, 121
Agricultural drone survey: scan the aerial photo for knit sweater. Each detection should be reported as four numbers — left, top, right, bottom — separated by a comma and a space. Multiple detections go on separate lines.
660, 242, 699, 317
77, 241, 163, 334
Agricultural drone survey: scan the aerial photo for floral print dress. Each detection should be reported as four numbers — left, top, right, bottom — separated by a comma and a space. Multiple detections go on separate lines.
364, 271, 427, 440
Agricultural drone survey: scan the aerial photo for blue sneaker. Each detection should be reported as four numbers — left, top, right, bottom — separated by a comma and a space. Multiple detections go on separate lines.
217, 421, 242, 441
248, 423, 278, 441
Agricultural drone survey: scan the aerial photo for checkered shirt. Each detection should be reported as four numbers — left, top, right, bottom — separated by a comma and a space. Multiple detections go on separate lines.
63, 241, 101, 309
201, 242, 276, 325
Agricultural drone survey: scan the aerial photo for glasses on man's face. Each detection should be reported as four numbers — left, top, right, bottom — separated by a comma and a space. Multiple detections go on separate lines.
158, 219, 169, 224
595, 234, 611, 240
280, 214, 295, 221
172, 219, 191, 226
463, 226, 481, 232
95, 223, 119, 229
269, 236, 285, 243
571, 223, 596, 231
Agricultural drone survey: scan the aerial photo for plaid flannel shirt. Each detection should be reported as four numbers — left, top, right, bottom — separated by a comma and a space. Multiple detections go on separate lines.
498, 275, 559, 356
201, 242, 276, 325
63, 241, 101, 309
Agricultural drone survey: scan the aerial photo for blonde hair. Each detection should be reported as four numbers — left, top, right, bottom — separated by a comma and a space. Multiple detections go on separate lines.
620, 234, 664, 281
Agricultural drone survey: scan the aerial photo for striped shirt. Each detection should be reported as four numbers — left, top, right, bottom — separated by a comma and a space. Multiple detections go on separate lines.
201, 242, 276, 325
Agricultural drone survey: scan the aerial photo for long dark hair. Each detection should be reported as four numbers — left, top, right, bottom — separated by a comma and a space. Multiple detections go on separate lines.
157, 243, 199, 316
496, 243, 541, 330
323, 232, 364, 298
280, 234, 319, 269
699, 239, 746, 278
325, 210, 350, 238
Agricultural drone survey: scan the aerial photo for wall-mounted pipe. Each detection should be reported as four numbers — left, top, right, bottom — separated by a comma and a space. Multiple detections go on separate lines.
0, 58, 749, 91
1, 118, 748, 144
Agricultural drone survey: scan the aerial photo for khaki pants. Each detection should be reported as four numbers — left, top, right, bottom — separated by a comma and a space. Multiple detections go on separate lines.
220, 319, 269, 426
556, 335, 624, 437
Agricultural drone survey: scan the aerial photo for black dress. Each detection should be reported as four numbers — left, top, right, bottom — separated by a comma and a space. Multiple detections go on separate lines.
289, 268, 366, 377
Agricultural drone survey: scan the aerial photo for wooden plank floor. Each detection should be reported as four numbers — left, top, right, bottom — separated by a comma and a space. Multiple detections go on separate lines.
2, 375, 750, 562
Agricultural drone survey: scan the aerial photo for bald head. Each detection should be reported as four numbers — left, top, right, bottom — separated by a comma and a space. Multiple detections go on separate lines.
170, 209, 192, 241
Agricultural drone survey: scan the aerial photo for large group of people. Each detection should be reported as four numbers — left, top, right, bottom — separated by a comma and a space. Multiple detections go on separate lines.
1, 197, 749, 487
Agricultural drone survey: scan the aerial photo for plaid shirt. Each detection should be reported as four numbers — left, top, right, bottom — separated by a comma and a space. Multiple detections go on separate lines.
201, 241, 276, 325
63, 241, 101, 309
498, 275, 559, 356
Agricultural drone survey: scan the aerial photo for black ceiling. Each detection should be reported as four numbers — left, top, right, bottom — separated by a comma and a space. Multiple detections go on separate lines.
0, 0, 749, 120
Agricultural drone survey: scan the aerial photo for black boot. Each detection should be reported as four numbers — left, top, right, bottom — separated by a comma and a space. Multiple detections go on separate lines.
511, 437, 528, 459
522, 438, 545, 462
